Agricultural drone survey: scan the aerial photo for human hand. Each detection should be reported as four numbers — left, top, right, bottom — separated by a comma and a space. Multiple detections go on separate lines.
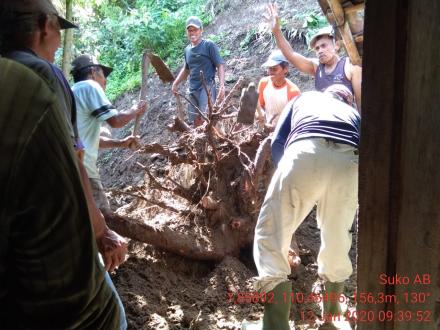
75, 148, 85, 162
96, 227, 128, 272
256, 114, 266, 125
216, 86, 225, 104
132, 100, 147, 116
264, 3, 281, 32
171, 82, 179, 95
121, 135, 141, 149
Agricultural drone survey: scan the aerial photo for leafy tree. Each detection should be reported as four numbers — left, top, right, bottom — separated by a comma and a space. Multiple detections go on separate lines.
70, 0, 211, 99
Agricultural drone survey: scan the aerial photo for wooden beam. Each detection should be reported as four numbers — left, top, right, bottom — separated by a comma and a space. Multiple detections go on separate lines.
358, 0, 403, 328
327, 0, 345, 26
394, 0, 440, 328
359, 0, 440, 328
340, 21, 362, 65
326, 0, 362, 65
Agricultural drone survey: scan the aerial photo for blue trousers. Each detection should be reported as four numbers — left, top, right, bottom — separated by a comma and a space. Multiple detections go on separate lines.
104, 271, 127, 330
187, 84, 217, 123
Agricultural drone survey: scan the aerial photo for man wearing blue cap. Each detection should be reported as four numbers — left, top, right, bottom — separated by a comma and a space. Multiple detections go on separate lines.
257, 49, 301, 129
172, 16, 225, 126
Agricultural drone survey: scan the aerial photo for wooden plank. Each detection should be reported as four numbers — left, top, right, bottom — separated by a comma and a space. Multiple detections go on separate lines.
340, 20, 362, 65
325, 0, 362, 65
357, 0, 403, 328
327, 0, 345, 26
359, 0, 440, 328
393, 0, 440, 328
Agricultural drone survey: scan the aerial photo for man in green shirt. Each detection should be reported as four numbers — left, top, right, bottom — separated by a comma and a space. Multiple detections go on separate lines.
0, 0, 128, 274
0, 58, 121, 329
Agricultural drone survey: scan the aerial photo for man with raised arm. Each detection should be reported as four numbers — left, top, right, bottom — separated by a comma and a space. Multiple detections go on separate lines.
265, 3, 362, 111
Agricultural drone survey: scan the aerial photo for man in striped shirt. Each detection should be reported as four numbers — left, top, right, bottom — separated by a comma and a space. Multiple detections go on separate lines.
254, 84, 359, 329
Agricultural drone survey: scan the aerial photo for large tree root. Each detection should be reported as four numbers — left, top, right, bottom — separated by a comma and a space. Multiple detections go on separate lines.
105, 212, 255, 261
112, 75, 273, 261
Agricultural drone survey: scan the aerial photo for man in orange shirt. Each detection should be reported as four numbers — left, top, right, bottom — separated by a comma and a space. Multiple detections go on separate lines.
257, 50, 300, 130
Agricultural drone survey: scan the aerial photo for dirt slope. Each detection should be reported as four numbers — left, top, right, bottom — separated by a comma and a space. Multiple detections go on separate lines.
97, 0, 358, 329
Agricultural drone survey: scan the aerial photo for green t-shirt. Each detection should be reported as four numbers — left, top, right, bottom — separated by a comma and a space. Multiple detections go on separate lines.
0, 58, 120, 329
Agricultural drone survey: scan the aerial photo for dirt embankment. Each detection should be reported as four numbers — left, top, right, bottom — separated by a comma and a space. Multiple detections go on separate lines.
98, 0, 358, 329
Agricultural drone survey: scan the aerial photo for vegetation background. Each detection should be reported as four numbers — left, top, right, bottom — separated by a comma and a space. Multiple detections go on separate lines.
54, 0, 326, 100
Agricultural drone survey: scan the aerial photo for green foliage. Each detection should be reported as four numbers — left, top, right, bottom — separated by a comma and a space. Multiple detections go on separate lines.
239, 28, 257, 49
220, 48, 231, 58
206, 32, 230, 58
72, 0, 211, 100
301, 12, 328, 46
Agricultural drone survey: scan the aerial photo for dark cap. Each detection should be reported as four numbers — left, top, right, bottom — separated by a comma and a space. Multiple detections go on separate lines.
262, 50, 288, 68
310, 26, 334, 48
71, 54, 113, 77
3, 0, 78, 29
186, 16, 202, 29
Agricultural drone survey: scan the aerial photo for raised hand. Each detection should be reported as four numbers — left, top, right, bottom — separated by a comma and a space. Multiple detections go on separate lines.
264, 3, 281, 32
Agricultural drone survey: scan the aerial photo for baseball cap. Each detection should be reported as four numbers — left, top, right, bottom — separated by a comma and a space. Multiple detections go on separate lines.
324, 84, 354, 106
2, 0, 78, 30
71, 54, 113, 77
186, 16, 202, 29
310, 26, 334, 48
262, 50, 288, 68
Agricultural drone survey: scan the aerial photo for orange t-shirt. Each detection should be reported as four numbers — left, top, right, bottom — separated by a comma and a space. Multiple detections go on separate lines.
258, 77, 300, 124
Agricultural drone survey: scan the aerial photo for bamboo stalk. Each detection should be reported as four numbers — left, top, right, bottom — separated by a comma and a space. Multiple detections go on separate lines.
133, 51, 150, 136
341, 20, 362, 65
327, 0, 362, 65
327, 0, 345, 26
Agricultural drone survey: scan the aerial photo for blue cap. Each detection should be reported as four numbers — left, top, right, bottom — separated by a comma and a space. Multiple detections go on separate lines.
262, 50, 288, 67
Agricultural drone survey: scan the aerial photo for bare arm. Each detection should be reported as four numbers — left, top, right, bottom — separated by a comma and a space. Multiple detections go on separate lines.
266, 3, 317, 75
216, 63, 225, 101
172, 66, 190, 94
76, 157, 127, 271
351, 64, 362, 112
99, 135, 140, 149
106, 101, 146, 128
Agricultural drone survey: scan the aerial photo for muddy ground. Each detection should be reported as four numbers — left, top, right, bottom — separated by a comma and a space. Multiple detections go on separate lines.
98, 0, 358, 328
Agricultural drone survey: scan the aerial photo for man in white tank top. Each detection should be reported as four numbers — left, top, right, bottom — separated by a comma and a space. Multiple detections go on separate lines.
257, 50, 301, 129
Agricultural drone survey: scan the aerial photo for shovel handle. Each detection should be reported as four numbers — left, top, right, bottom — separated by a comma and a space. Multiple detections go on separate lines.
133, 51, 150, 137
175, 94, 185, 121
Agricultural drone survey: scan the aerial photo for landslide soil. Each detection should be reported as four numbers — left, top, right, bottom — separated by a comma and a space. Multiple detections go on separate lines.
98, 0, 358, 329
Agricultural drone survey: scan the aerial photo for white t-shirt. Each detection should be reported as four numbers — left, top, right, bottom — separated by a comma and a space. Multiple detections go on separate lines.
258, 77, 300, 125
72, 80, 118, 179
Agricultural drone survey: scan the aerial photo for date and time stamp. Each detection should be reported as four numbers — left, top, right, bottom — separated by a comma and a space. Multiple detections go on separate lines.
227, 273, 435, 323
